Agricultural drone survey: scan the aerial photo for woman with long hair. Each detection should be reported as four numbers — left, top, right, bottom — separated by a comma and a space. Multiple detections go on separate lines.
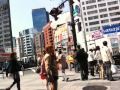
40, 46, 58, 90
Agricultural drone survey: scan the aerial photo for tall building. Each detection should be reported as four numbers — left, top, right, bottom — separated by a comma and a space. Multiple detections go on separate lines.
43, 22, 54, 50
0, 0, 13, 53
34, 32, 42, 57
80, 0, 120, 36
32, 8, 49, 32
78, 0, 120, 53
19, 28, 37, 62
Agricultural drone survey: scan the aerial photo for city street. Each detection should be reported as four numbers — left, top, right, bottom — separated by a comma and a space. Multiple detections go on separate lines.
0, 68, 120, 90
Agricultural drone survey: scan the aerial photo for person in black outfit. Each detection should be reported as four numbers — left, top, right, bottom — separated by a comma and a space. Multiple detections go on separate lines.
6, 52, 21, 90
76, 45, 88, 80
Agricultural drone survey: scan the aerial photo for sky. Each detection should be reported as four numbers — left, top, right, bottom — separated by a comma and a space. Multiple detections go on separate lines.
9, 0, 69, 37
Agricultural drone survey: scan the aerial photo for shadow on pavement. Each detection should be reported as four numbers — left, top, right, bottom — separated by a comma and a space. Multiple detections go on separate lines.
68, 78, 80, 82
83, 85, 107, 90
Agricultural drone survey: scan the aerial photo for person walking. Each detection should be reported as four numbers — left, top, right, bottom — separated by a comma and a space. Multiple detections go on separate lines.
94, 46, 104, 79
101, 41, 115, 81
76, 45, 88, 80
6, 52, 21, 90
40, 46, 58, 90
57, 50, 69, 81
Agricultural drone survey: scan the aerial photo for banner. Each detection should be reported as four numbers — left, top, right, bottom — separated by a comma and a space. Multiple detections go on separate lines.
91, 30, 103, 40
103, 24, 120, 34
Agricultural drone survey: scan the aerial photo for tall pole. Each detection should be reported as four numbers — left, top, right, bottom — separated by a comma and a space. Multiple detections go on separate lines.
68, 0, 77, 50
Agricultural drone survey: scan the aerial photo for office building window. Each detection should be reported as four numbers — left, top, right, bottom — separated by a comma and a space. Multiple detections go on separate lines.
89, 21, 99, 25
99, 8, 107, 13
98, 0, 104, 2
85, 18, 87, 21
109, 12, 120, 16
84, 12, 86, 15
111, 17, 120, 22
100, 14, 108, 18
98, 3, 106, 7
90, 27, 100, 31
87, 10, 98, 15
86, 0, 96, 4
82, 2, 85, 5
101, 19, 109, 23
86, 28, 89, 32
87, 5, 97, 9
88, 15, 98, 20
109, 6, 119, 11
107, 1, 118, 5
85, 23, 88, 26
83, 7, 85, 10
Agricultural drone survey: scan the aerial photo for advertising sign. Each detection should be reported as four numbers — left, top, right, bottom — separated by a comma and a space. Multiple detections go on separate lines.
0, 53, 11, 62
91, 30, 103, 40
103, 24, 120, 34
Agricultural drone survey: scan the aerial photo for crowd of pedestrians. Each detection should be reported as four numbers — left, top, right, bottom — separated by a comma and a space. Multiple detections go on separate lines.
2, 40, 116, 90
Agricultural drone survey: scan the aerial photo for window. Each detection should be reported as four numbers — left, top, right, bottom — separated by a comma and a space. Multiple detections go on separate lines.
89, 21, 99, 25
101, 19, 109, 23
90, 27, 100, 31
98, 3, 106, 7
87, 10, 98, 15
88, 16, 98, 20
84, 12, 86, 15
85, 18, 87, 21
83, 7, 85, 10
107, 1, 118, 5
82, 2, 85, 5
110, 12, 120, 16
98, 0, 104, 2
99, 8, 107, 13
85, 23, 88, 26
87, 5, 97, 9
111, 17, 120, 22
86, 0, 96, 4
100, 14, 108, 18
109, 6, 119, 11
86, 28, 89, 32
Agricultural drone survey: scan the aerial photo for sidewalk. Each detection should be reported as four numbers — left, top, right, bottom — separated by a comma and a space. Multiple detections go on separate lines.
0, 69, 120, 90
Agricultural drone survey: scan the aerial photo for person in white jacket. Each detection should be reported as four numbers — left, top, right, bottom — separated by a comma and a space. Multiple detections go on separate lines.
88, 49, 95, 76
101, 41, 115, 81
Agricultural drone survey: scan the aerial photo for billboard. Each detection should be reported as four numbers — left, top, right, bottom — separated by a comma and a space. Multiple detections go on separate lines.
103, 24, 120, 34
91, 30, 103, 40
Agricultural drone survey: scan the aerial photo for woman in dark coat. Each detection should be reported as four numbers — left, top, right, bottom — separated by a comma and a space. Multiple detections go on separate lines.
6, 52, 21, 90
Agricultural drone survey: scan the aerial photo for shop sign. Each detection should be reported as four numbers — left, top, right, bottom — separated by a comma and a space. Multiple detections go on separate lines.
91, 30, 103, 40
103, 24, 120, 34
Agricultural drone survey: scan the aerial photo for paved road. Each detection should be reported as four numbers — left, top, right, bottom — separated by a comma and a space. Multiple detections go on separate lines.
0, 69, 120, 90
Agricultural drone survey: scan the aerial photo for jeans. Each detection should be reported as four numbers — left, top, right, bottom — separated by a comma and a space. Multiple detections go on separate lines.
103, 61, 113, 80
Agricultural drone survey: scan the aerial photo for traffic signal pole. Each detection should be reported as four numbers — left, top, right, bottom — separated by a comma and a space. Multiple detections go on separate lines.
50, 0, 77, 50
68, 0, 77, 50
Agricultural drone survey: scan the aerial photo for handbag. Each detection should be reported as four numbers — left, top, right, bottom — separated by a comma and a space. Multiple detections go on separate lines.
111, 64, 118, 74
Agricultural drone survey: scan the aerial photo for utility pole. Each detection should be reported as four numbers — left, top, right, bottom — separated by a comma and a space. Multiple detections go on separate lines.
68, 0, 77, 50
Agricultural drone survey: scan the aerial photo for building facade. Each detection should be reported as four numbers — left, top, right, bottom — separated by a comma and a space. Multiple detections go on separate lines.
80, 0, 120, 33
43, 22, 54, 50
19, 28, 37, 62
78, 0, 120, 53
34, 32, 42, 57
0, 0, 13, 53
32, 8, 49, 32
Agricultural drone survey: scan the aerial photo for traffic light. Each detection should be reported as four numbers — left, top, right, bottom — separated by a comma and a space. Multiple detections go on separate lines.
77, 22, 82, 32
49, 8, 62, 20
